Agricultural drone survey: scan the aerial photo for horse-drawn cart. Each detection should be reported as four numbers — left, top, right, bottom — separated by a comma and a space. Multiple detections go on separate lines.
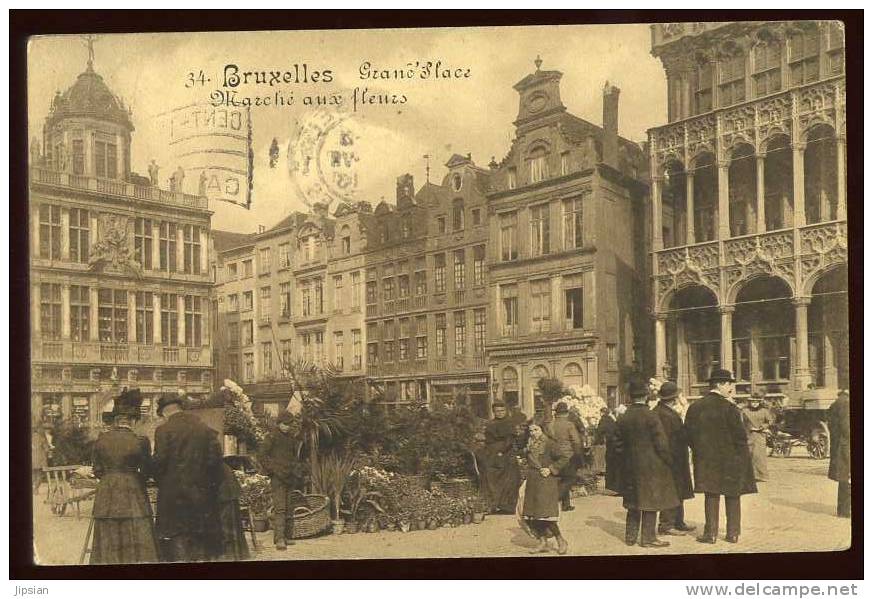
767, 389, 834, 460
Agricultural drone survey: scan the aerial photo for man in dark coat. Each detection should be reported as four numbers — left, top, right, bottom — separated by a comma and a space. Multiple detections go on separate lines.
480, 401, 522, 514
615, 379, 679, 548
153, 394, 224, 562
827, 389, 850, 518
654, 381, 696, 536
547, 401, 583, 511
595, 407, 621, 494
258, 410, 307, 550
685, 369, 757, 544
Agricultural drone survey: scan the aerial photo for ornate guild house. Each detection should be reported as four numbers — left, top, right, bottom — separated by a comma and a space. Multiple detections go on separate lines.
648, 21, 848, 399
30, 56, 214, 425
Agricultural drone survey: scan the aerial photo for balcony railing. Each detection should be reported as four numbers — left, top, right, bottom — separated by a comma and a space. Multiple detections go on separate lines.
366, 304, 378, 317
413, 295, 426, 310
33, 339, 211, 366
395, 297, 410, 313
30, 167, 209, 210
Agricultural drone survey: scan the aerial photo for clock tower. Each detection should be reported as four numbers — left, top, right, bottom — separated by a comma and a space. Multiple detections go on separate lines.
512, 56, 567, 133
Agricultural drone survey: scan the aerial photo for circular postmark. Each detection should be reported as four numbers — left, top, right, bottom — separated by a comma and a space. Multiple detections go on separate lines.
288, 108, 362, 210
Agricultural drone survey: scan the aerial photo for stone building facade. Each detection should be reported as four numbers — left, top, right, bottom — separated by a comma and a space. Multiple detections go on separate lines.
486, 60, 651, 414
648, 21, 848, 399
30, 60, 213, 425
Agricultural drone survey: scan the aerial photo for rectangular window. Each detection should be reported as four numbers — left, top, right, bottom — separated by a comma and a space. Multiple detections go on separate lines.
453, 199, 465, 231
262, 342, 273, 375
501, 285, 518, 337
367, 341, 379, 367
399, 318, 410, 361
241, 319, 253, 346
334, 275, 344, 311
507, 167, 517, 190
734, 339, 751, 382
72, 139, 85, 175
694, 62, 713, 115
384, 339, 395, 362
99, 289, 128, 343
227, 263, 238, 280
398, 274, 410, 298
383, 277, 395, 301
40, 282, 62, 340
70, 285, 91, 342
278, 243, 291, 268
561, 152, 570, 176
563, 197, 584, 250
473, 245, 486, 286
243, 259, 253, 277
279, 283, 291, 318
434, 254, 446, 293
134, 291, 153, 344
315, 332, 325, 364
302, 283, 312, 317
281, 339, 292, 370
414, 270, 427, 296
435, 313, 447, 357
160, 293, 178, 346
530, 155, 548, 183
94, 140, 117, 179
692, 342, 721, 385
531, 279, 552, 333
228, 294, 239, 312
315, 279, 324, 315
242, 291, 253, 312
437, 216, 447, 234
38, 204, 61, 260
530, 203, 550, 256
827, 22, 845, 75
454, 311, 466, 356
472, 208, 481, 226
789, 28, 821, 86
352, 329, 362, 368
183, 296, 202, 346
416, 315, 427, 359
259, 247, 271, 275
351, 271, 362, 310
259, 287, 271, 323
159, 222, 177, 273
229, 322, 240, 347
473, 308, 486, 354
183, 225, 201, 274
134, 218, 153, 269
719, 53, 746, 107
244, 352, 254, 382
761, 336, 791, 381
500, 211, 518, 261
565, 285, 584, 330
300, 333, 312, 362
453, 250, 465, 291
753, 42, 782, 97
68, 208, 90, 263
334, 332, 344, 370
365, 280, 377, 306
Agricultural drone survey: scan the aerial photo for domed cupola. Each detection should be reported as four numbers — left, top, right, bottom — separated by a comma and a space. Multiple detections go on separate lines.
42, 40, 134, 181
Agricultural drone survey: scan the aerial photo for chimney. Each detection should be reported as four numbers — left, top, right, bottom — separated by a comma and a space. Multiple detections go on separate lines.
602, 81, 620, 170
396, 173, 414, 205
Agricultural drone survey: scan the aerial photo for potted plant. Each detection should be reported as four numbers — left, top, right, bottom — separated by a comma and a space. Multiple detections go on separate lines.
310, 449, 357, 535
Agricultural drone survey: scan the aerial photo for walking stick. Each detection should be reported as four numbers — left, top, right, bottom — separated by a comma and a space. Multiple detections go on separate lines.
79, 517, 94, 565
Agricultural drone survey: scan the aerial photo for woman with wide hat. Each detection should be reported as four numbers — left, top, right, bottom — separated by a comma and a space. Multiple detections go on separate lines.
89, 389, 160, 564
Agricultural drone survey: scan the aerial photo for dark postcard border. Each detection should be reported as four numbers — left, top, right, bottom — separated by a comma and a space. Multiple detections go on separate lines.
10, 9, 863, 581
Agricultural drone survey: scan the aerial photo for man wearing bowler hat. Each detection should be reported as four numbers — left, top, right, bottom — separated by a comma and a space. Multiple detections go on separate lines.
654, 381, 696, 536
615, 378, 679, 548
152, 393, 224, 561
685, 369, 757, 544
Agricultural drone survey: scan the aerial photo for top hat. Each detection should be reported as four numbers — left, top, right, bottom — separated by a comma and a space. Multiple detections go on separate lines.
157, 393, 184, 417
554, 402, 569, 415
708, 368, 736, 383
658, 381, 680, 401
628, 379, 649, 398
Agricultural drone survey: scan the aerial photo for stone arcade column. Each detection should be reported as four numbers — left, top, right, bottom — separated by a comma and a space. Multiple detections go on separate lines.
793, 296, 812, 391
836, 135, 847, 221
655, 314, 668, 378
685, 172, 695, 243
756, 153, 767, 233
61, 284, 71, 340
652, 176, 664, 251
792, 143, 807, 228
153, 293, 162, 345
719, 305, 734, 374
89, 287, 99, 341
717, 160, 730, 241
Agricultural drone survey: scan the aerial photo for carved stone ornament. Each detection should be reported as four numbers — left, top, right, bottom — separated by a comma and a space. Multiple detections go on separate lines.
89, 213, 143, 278
656, 245, 720, 309
800, 222, 848, 290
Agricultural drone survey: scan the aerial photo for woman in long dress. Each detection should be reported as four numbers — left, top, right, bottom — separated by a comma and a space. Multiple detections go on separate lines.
741, 394, 771, 482
214, 433, 250, 561
90, 391, 159, 564
521, 423, 571, 554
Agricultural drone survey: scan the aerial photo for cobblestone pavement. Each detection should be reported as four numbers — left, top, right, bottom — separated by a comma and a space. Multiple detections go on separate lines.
33, 457, 851, 565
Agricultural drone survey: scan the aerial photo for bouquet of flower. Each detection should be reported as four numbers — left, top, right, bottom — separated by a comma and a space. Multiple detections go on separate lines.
235, 470, 272, 518
560, 387, 608, 429
222, 379, 267, 446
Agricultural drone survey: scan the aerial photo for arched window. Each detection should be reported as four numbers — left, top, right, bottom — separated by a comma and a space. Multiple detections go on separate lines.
501, 366, 519, 406
728, 143, 756, 237
804, 124, 838, 224
693, 153, 718, 242
531, 364, 550, 408
528, 145, 550, 184
763, 134, 794, 230
339, 225, 351, 255
562, 363, 584, 389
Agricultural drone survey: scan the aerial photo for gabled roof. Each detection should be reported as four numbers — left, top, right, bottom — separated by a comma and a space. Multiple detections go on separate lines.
212, 230, 255, 254
513, 68, 562, 91
445, 153, 472, 168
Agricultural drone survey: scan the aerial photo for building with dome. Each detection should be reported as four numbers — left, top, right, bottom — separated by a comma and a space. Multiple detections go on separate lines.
648, 21, 848, 400
30, 53, 214, 425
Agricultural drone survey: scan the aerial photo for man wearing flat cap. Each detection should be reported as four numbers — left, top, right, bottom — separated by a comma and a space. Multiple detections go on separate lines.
152, 393, 224, 562
258, 410, 307, 550
654, 381, 695, 536
685, 369, 757, 545
615, 378, 679, 548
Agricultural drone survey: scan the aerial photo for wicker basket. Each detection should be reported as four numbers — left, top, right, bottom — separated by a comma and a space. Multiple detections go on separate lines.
430, 477, 479, 500
284, 492, 331, 539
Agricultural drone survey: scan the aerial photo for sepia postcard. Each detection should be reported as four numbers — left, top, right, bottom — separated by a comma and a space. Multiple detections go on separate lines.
24, 19, 854, 570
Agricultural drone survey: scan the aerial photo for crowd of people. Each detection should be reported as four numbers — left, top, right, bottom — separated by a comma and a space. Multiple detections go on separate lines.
477, 369, 852, 553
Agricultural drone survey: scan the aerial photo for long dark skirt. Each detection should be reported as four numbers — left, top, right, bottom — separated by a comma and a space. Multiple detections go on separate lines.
90, 517, 160, 565
217, 500, 250, 561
